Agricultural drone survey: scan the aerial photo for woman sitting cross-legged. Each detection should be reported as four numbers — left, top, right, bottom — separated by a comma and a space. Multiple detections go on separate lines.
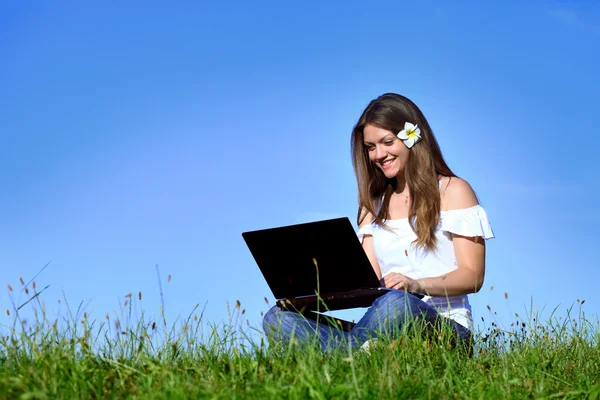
262, 93, 494, 353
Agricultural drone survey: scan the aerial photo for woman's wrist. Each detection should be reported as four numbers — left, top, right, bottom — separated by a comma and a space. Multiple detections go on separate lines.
416, 273, 477, 297
417, 276, 451, 296
416, 278, 429, 294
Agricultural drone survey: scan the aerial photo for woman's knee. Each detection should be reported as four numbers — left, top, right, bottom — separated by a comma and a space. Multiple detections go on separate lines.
374, 290, 419, 310
262, 305, 283, 333
262, 306, 310, 337
373, 291, 437, 322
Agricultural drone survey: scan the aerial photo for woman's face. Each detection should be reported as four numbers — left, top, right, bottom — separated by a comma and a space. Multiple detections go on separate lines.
363, 124, 410, 179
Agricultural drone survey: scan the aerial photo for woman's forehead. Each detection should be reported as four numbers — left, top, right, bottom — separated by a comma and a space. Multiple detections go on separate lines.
363, 124, 395, 141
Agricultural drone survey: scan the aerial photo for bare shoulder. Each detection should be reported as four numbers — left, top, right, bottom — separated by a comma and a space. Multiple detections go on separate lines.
440, 177, 479, 211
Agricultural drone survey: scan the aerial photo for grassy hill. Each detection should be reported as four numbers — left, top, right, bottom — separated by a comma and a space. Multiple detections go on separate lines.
0, 298, 600, 399
1, 293, 599, 399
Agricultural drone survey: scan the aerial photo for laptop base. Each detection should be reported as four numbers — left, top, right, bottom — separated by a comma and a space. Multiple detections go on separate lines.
277, 288, 425, 312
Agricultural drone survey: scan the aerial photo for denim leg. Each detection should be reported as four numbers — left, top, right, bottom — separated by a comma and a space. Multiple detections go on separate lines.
262, 306, 350, 352
351, 290, 471, 346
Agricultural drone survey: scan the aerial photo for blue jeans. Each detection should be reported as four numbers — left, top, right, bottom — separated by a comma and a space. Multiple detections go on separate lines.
262, 291, 472, 352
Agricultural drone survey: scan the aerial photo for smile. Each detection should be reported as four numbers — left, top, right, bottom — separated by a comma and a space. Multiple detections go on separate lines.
381, 158, 395, 169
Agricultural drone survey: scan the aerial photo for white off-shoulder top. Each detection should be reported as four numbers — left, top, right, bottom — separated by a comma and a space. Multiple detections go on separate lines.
357, 189, 494, 330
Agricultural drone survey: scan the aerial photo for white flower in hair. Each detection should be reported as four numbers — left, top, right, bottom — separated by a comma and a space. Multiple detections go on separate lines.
397, 122, 422, 148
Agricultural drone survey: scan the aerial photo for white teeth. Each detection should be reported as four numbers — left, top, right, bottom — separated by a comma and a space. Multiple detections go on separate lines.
382, 159, 394, 165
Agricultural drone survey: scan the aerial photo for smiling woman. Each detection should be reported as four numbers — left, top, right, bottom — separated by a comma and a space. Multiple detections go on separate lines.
262, 93, 494, 353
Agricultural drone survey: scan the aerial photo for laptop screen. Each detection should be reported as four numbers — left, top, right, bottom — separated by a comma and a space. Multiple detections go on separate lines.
242, 217, 381, 300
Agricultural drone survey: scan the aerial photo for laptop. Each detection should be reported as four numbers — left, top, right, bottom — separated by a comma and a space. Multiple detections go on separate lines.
242, 217, 423, 313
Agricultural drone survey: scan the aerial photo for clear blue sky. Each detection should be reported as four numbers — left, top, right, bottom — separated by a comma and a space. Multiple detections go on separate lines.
1, 1, 599, 338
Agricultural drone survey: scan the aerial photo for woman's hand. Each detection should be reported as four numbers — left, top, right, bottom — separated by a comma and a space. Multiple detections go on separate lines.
381, 272, 422, 293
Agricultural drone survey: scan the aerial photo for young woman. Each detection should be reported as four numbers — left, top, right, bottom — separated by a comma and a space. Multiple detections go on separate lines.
262, 93, 494, 352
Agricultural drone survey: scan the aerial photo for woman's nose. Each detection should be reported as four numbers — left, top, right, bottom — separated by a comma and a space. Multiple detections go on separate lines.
374, 145, 386, 159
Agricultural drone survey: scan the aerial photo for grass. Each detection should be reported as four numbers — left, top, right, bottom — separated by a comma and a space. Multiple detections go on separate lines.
1, 279, 600, 399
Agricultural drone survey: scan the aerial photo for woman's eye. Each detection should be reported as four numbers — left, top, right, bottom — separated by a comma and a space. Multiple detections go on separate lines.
385, 141, 393, 145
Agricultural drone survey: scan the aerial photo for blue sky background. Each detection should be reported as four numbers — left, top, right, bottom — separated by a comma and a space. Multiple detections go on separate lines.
1, 1, 599, 338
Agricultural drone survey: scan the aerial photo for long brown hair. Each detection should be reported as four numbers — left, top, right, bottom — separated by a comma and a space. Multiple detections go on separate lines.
351, 93, 456, 251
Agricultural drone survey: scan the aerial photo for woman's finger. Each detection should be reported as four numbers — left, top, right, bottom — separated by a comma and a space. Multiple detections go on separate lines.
382, 276, 394, 287
389, 278, 403, 289
384, 273, 401, 284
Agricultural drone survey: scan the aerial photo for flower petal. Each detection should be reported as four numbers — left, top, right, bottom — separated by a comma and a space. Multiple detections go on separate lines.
397, 129, 408, 139
404, 122, 415, 131
404, 137, 415, 148
413, 125, 421, 137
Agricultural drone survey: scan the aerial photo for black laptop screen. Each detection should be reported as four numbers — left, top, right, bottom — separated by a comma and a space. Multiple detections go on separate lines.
242, 218, 381, 300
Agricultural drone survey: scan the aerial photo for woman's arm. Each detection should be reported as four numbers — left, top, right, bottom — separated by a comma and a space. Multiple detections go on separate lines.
359, 208, 383, 281
382, 178, 486, 296
417, 178, 486, 296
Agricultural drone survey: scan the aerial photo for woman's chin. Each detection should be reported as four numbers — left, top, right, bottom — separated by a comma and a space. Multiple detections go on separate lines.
381, 168, 398, 179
